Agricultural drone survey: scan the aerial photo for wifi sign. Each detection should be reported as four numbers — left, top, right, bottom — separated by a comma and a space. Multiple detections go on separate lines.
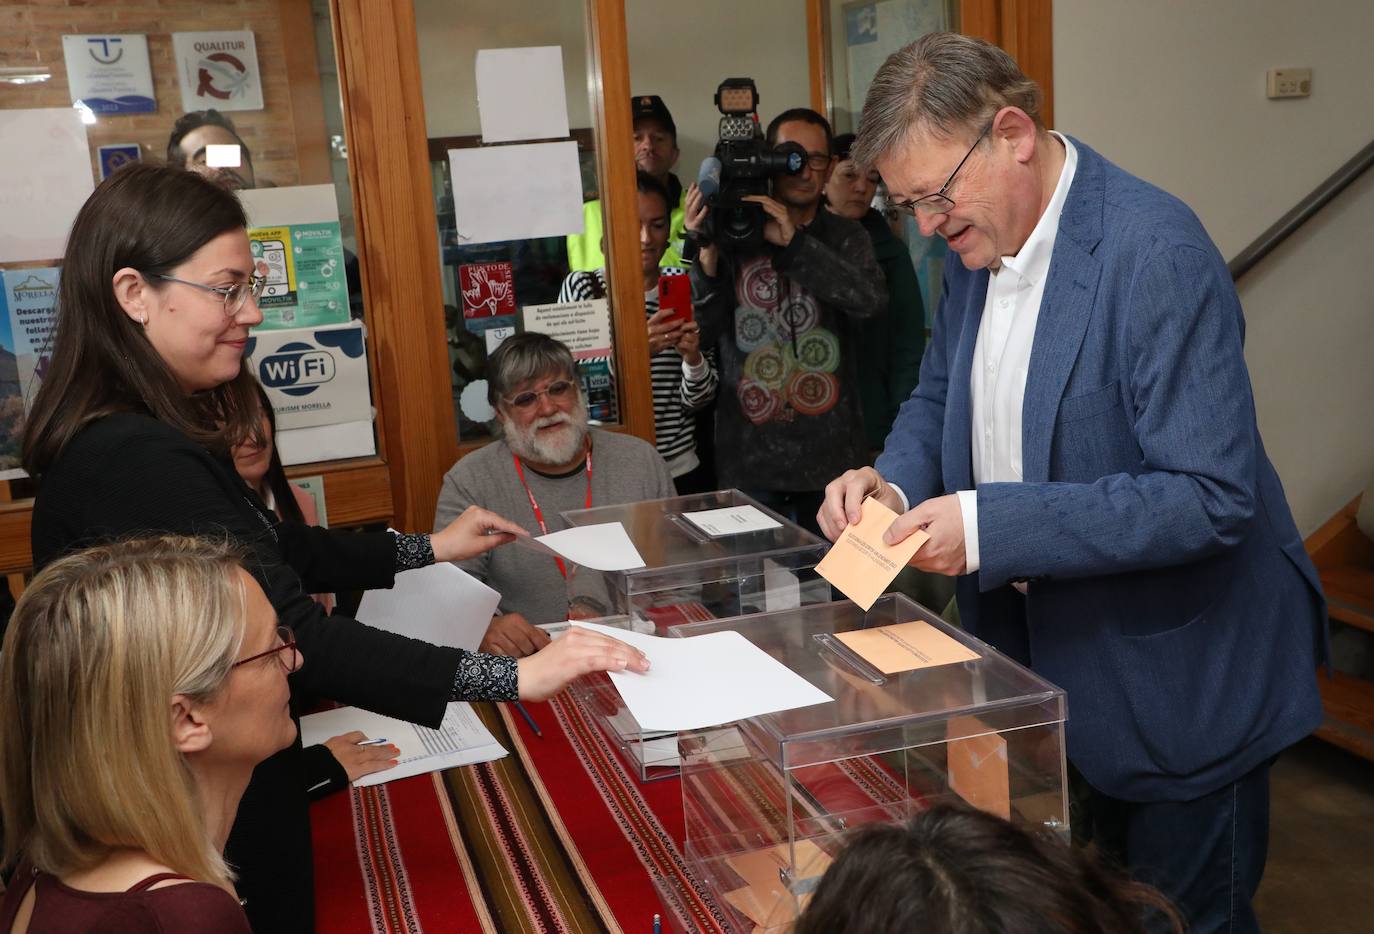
258, 341, 336, 397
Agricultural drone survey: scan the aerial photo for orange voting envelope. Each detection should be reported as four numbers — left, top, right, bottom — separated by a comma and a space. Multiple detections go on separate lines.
816, 498, 929, 610
833, 619, 979, 675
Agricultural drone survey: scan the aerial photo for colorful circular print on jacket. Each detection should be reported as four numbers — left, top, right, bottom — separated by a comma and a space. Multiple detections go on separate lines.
784, 327, 841, 374
777, 292, 820, 337
785, 370, 840, 416
738, 378, 783, 425
742, 343, 789, 389
740, 255, 778, 309
734, 305, 772, 352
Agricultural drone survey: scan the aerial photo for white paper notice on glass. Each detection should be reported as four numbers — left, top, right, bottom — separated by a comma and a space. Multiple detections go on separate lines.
475, 46, 571, 143
299, 701, 507, 788
356, 562, 501, 651
571, 621, 832, 732
682, 505, 783, 537
0, 109, 94, 264
514, 522, 645, 572
521, 299, 612, 357
449, 141, 584, 245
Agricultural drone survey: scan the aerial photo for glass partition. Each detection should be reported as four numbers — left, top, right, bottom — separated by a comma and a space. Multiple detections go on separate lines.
824, 0, 958, 326
0, 0, 378, 486
413, 0, 623, 442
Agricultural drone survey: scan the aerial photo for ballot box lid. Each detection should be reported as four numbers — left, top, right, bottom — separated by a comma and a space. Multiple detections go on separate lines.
560, 489, 827, 592
668, 593, 1066, 770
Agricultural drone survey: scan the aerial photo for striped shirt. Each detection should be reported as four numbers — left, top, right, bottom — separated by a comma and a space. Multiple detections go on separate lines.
558, 267, 718, 477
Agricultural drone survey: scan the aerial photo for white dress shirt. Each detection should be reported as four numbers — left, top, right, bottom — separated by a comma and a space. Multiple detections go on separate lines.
957, 132, 1077, 573
889, 134, 1077, 577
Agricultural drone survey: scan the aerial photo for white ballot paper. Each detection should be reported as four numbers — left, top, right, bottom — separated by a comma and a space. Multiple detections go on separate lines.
514, 522, 645, 571
571, 621, 832, 732
300, 702, 507, 788
682, 505, 783, 537
357, 562, 501, 651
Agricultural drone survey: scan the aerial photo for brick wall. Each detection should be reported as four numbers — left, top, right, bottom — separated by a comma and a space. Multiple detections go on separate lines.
0, 0, 322, 187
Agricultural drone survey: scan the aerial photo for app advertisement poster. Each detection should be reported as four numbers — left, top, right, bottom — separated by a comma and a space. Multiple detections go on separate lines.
0, 267, 61, 479
245, 321, 371, 433
240, 185, 353, 331
248, 222, 349, 330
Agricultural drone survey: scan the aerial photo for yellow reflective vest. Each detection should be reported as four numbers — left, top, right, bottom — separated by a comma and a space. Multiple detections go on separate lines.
565, 183, 688, 272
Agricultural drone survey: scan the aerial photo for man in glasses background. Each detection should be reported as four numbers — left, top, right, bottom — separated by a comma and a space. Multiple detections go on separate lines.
687, 107, 887, 535
819, 33, 1325, 934
434, 333, 673, 657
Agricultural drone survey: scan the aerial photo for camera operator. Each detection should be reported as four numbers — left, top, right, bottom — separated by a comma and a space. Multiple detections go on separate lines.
687, 108, 886, 532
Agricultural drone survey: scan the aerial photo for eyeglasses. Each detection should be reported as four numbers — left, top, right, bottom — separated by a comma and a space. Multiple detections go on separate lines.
891, 123, 991, 217
149, 273, 266, 317
803, 151, 833, 171
502, 378, 578, 411
233, 625, 299, 673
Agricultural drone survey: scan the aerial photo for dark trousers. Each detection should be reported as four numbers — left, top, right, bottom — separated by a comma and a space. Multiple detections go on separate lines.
1071, 759, 1271, 934
742, 488, 824, 537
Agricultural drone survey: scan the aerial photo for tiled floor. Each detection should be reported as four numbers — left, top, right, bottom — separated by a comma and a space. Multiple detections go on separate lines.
1254, 737, 1374, 933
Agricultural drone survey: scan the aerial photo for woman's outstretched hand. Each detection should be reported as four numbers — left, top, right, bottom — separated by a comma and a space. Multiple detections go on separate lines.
515, 626, 650, 702
430, 505, 526, 563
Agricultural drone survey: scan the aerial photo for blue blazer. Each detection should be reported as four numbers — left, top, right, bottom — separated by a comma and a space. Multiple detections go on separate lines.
876, 139, 1327, 802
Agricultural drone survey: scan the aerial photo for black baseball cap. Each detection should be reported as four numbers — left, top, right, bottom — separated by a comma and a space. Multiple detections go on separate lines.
631, 95, 676, 138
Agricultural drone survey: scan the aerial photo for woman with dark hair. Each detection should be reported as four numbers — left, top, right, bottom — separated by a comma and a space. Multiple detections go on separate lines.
793, 805, 1184, 934
233, 382, 311, 522
23, 163, 649, 934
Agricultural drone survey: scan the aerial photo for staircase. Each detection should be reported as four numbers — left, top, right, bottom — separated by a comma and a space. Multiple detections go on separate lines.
1306, 494, 1374, 761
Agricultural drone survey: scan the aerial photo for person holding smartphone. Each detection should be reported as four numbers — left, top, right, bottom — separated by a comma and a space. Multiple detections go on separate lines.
558, 170, 718, 493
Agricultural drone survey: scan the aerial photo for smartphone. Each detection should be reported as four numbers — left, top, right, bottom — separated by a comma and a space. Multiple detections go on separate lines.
658, 274, 693, 324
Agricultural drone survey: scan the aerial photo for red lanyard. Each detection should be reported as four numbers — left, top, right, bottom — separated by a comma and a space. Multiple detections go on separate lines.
512, 447, 592, 579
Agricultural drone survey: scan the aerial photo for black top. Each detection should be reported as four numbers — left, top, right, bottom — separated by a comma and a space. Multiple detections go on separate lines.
30, 413, 465, 934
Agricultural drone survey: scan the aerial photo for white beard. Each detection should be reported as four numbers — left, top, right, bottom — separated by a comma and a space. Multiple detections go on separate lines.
503, 396, 590, 466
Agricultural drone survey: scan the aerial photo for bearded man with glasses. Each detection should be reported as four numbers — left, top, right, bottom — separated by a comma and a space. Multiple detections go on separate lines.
818, 33, 1326, 934
434, 333, 674, 656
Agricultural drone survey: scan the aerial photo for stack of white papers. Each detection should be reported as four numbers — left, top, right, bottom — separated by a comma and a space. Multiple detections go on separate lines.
681, 504, 782, 537
300, 702, 507, 788
571, 621, 832, 732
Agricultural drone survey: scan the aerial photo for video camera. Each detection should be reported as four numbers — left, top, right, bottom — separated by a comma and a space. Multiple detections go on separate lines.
696, 78, 806, 253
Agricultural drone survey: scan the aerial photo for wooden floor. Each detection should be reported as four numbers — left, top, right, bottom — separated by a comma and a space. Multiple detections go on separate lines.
1254, 737, 1374, 933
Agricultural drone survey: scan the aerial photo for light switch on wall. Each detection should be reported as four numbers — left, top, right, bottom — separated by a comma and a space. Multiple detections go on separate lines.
1267, 68, 1313, 99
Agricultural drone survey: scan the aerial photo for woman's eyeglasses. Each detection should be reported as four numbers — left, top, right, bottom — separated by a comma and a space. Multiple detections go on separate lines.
233, 625, 299, 673
502, 379, 577, 411
148, 273, 266, 317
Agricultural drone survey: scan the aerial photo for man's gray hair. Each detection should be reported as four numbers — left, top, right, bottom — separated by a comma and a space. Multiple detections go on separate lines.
852, 32, 1042, 168
486, 332, 579, 407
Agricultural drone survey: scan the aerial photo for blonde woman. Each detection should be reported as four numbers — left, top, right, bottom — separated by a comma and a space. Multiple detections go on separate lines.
0, 536, 299, 932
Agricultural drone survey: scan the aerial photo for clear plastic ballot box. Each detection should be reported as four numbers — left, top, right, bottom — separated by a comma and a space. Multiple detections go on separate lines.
664, 594, 1068, 933
559, 490, 830, 782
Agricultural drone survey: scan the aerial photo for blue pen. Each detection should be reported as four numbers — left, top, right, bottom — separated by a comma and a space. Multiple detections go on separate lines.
356, 737, 390, 747
515, 701, 543, 738
653, 913, 661, 934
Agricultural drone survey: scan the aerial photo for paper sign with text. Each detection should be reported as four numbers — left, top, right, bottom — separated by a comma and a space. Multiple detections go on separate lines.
816, 498, 928, 610
522, 298, 612, 359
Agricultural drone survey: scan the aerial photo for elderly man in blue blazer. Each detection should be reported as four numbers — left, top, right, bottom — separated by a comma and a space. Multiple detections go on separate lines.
820, 33, 1327, 934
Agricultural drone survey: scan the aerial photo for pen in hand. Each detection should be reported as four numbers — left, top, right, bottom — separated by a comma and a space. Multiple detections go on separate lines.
356, 737, 390, 747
